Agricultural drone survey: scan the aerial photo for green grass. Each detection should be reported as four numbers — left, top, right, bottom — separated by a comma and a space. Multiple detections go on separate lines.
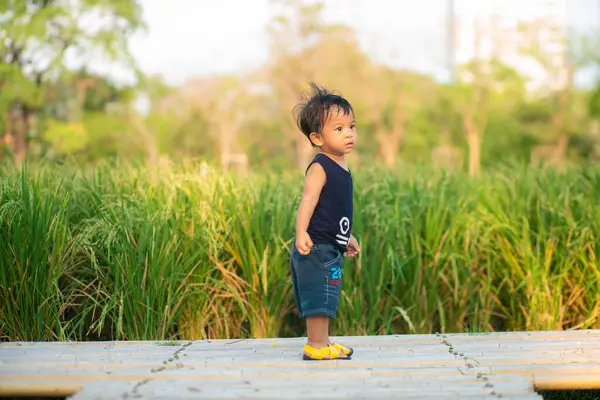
1, 161, 599, 341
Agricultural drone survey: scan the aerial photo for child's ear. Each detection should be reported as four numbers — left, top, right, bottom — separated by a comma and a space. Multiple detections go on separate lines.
309, 132, 323, 147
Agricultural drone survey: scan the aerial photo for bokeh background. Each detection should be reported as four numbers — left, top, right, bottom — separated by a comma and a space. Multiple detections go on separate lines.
1, 0, 599, 173
2, 1, 600, 343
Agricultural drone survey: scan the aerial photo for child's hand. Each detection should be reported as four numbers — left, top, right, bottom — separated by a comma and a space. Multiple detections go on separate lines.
296, 231, 313, 255
345, 235, 360, 257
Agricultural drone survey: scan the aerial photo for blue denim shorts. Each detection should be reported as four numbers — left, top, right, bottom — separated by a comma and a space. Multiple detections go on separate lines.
290, 242, 344, 319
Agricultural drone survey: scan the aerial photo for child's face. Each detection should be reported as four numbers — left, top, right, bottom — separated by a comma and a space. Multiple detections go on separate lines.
310, 107, 357, 157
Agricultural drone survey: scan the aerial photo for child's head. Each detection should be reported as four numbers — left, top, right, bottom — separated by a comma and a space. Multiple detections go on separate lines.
294, 83, 357, 156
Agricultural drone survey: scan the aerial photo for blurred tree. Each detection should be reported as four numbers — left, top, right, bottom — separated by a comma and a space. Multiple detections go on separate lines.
519, 23, 599, 166
451, 17, 528, 176
43, 68, 118, 122
174, 75, 263, 171
35, 68, 135, 161
266, 0, 326, 169
0, 0, 144, 164
268, 0, 398, 169
454, 19, 490, 177
123, 74, 173, 165
296, 26, 374, 168
363, 67, 437, 168
428, 84, 463, 170
584, 31, 600, 134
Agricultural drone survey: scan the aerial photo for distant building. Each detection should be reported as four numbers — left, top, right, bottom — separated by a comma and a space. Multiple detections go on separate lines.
450, 0, 569, 91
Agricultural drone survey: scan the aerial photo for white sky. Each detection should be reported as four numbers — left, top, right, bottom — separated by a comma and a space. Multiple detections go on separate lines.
120, 0, 599, 86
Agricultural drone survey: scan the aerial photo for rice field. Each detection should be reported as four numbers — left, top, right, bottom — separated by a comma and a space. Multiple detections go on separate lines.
1, 161, 599, 342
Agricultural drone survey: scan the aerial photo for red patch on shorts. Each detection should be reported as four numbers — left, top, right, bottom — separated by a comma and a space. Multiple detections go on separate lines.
330, 279, 340, 285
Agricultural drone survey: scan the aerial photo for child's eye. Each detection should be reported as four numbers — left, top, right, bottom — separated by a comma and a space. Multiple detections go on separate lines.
336, 127, 343, 132
350, 124, 355, 129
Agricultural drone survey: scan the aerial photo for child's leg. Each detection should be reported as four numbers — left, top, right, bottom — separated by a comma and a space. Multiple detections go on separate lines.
305, 315, 349, 359
306, 315, 329, 348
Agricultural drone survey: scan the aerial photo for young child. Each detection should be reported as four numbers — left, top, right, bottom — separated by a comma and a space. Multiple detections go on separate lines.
290, 83, 360, 361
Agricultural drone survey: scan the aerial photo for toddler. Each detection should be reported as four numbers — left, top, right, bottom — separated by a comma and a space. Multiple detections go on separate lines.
290, 83, 360, 360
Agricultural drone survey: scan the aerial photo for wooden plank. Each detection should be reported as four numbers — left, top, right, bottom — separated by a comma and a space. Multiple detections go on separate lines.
1, 329, 596, 351
1, 353, 598, 374
441, 342, 600, 351
69, 388, 541, 400
66, 376, 541, 400
450, 345, 600, 354
0, 353, 588, 370
0, 374, 534, 391
0, 381, 82, 398
2, 350, 597, 365
3, 334, 598, 349
2, 342, 598, 364
2, 340, 598, 361
1, 350, 598, 370
449, 338, 600, 347
1, 362, 598, 383
2, 375, 540, 400
71, 376, 535, 391
533, 374, 600, 390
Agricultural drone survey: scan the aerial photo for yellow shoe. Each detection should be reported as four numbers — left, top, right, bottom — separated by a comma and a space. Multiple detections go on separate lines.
302, 344, 341, 361
330, 342, 353, 358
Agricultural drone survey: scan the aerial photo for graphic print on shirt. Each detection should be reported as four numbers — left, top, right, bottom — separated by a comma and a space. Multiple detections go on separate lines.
335, 216, 350, 247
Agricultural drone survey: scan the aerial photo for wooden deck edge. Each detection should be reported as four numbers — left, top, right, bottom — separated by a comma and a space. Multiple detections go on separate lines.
0, 381, 82, 397
532, 374, 600, 390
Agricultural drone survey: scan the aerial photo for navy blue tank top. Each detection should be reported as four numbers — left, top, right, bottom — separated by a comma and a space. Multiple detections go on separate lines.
306, 153, 353, 253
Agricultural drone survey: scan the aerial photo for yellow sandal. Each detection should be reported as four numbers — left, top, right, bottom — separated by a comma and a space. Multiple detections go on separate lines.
302, 344, 351, 360
330, 342, 354, 357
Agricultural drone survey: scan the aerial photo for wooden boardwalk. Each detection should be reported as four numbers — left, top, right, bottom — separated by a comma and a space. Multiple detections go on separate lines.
1, 330, 599, 399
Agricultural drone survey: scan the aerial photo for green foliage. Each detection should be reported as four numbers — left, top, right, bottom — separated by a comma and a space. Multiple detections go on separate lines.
80, 111, 129, 160
1, 163, 599, 341
590, 85, 600, 118
0, 0, 143, 157
42, 120, 88, 154
482, 111, 531, 165
0, 165, 76, 341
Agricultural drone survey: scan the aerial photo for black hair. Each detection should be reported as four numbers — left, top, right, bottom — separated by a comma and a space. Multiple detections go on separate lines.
293, 83, 354, 147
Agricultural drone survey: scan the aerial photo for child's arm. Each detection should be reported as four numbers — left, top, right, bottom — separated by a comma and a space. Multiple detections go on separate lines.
295, 163, 326, 255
